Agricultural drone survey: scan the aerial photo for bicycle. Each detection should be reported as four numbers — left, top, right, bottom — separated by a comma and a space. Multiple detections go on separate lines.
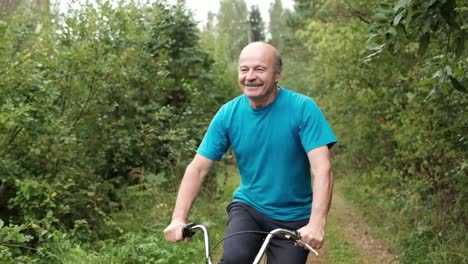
182, 223, 319, 264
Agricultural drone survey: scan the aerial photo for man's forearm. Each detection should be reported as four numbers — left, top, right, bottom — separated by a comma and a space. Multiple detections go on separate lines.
309, 167, 334, 226
171, 162, 209, 222
297, 151, 334, 249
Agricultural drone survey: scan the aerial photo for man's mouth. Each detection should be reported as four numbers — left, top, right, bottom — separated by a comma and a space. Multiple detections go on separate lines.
244, 81, 262, 87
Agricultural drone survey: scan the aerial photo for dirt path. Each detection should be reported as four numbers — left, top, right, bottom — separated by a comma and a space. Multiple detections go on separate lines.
307, 191, 399, 263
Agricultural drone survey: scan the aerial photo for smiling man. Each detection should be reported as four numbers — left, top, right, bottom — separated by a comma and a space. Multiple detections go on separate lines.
163, 42, 337, 264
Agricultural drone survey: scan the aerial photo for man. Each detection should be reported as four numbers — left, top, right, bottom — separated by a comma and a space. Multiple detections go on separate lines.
164, 42, 336, 263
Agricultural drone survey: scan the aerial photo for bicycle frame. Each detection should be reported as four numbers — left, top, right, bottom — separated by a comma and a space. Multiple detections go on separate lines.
184, 224, 319, 264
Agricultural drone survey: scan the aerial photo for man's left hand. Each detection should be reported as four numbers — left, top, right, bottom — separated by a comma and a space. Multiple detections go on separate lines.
296, 222, 325, 249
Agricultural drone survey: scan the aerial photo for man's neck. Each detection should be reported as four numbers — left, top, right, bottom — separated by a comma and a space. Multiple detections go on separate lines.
249, 86, 279, 109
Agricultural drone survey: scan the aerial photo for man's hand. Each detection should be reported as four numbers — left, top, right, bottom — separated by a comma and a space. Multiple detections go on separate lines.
297, 221, 325, 250
163, 220, 191, 243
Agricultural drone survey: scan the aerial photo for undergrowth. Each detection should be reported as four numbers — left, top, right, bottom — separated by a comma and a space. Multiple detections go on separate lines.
335, 157, 468, 264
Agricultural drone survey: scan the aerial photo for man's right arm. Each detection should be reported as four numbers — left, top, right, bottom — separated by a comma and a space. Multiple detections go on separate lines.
163, 154, 215, 243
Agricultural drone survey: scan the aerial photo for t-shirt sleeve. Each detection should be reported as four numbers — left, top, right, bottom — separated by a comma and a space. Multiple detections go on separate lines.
196, 106, 230, 161
299, 99, 337, 152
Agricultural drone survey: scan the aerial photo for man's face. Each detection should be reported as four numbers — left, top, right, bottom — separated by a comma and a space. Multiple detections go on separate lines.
238, 45, 281, 101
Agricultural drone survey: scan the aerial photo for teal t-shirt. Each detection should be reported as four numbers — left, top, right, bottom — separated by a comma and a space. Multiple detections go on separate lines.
197, 87, 337, 221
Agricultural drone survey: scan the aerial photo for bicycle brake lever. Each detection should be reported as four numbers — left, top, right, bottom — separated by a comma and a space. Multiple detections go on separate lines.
290, 230, 319, 256
293, 230, 301, 241
182, 223, 196, 238
295, 240, 319, 256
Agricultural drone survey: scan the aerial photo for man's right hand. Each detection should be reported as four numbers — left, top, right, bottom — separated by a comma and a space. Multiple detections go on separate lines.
163, 220, 190, 243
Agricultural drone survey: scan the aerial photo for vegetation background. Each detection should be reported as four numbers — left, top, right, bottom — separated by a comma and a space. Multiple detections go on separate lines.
0, 0, 466, 263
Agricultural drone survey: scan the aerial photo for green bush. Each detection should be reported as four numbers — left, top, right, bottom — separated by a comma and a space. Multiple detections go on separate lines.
0, 0, 222, 259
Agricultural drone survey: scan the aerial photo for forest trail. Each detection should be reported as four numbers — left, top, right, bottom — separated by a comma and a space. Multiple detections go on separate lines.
307, 190, 399, 264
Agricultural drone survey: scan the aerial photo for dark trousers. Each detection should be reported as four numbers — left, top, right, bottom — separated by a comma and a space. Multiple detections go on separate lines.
219, 202, 309, 264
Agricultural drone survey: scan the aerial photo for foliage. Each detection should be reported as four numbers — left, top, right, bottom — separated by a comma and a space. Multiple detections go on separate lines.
1, 0, 467, 263
199, 1, 243, 103
0, 0, 221, 260
366, 0, 467, 94
25, 164, 236, 264
249, 5, 266, 42
217, 0, 249, 60
0, 220, 34, 264
290, 0, 467, 262
268, 0, 285, 49
32, 231, 205, 264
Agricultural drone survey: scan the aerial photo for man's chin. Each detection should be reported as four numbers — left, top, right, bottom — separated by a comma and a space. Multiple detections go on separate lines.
243, 90, 262, 98
243, 86, 262, 94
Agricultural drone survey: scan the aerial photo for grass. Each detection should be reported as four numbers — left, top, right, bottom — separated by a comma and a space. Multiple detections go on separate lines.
25, 163, 393, 264
323, 211, 360, 264
27, 164, 236, 264
335, 163, 468, 264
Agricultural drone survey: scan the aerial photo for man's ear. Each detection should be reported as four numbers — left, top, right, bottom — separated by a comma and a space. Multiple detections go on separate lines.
275, 69, 283, 82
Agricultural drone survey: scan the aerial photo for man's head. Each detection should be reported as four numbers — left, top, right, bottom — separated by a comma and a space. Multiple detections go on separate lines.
238, 42, 283, 106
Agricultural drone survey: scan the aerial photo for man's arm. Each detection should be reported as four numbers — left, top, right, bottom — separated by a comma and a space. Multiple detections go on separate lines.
297, 145, 334, 249
163, 154, 216, 243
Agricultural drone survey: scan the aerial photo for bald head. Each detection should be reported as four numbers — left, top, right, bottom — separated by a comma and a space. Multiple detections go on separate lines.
239, 42, 282, 74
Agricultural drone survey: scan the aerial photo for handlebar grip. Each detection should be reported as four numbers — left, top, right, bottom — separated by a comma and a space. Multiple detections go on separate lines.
182, 223, 196, 238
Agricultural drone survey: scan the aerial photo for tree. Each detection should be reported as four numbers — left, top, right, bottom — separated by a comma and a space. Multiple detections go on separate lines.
200, 11, 217, 50
249, 5, 265, 42
290, 0, 326, 28
366, 0, 467, 94
0, 0, 50, 32
268, 0, 287, 49
0, 2, 219, 261
291, 0, 467, 262
217, 0, 249, 60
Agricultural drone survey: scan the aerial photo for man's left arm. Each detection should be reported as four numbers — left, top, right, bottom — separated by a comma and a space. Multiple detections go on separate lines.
297, 145, 334, 250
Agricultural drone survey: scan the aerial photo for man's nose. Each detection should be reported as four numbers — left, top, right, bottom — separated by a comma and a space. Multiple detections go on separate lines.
246, 69, 256, 80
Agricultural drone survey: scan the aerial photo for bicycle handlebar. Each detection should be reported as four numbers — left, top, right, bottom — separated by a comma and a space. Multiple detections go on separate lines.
182, 223, 319, 264
183, 224, 212, 263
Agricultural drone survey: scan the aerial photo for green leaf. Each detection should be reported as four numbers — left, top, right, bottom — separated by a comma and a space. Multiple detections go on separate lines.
387, 26, 397, 36
0, 219, 3, 228
367, 43, 386, 51
432, 69, 444, 79
405, 6, 413, 31
420, 77, 438, 86
393, 12, 404, 26
364, 49, 384, 62
449, 76, 467, 93
374, 12, 389, 21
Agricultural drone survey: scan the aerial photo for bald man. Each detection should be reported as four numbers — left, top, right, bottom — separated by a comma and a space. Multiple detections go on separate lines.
164, 42, 337, 263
